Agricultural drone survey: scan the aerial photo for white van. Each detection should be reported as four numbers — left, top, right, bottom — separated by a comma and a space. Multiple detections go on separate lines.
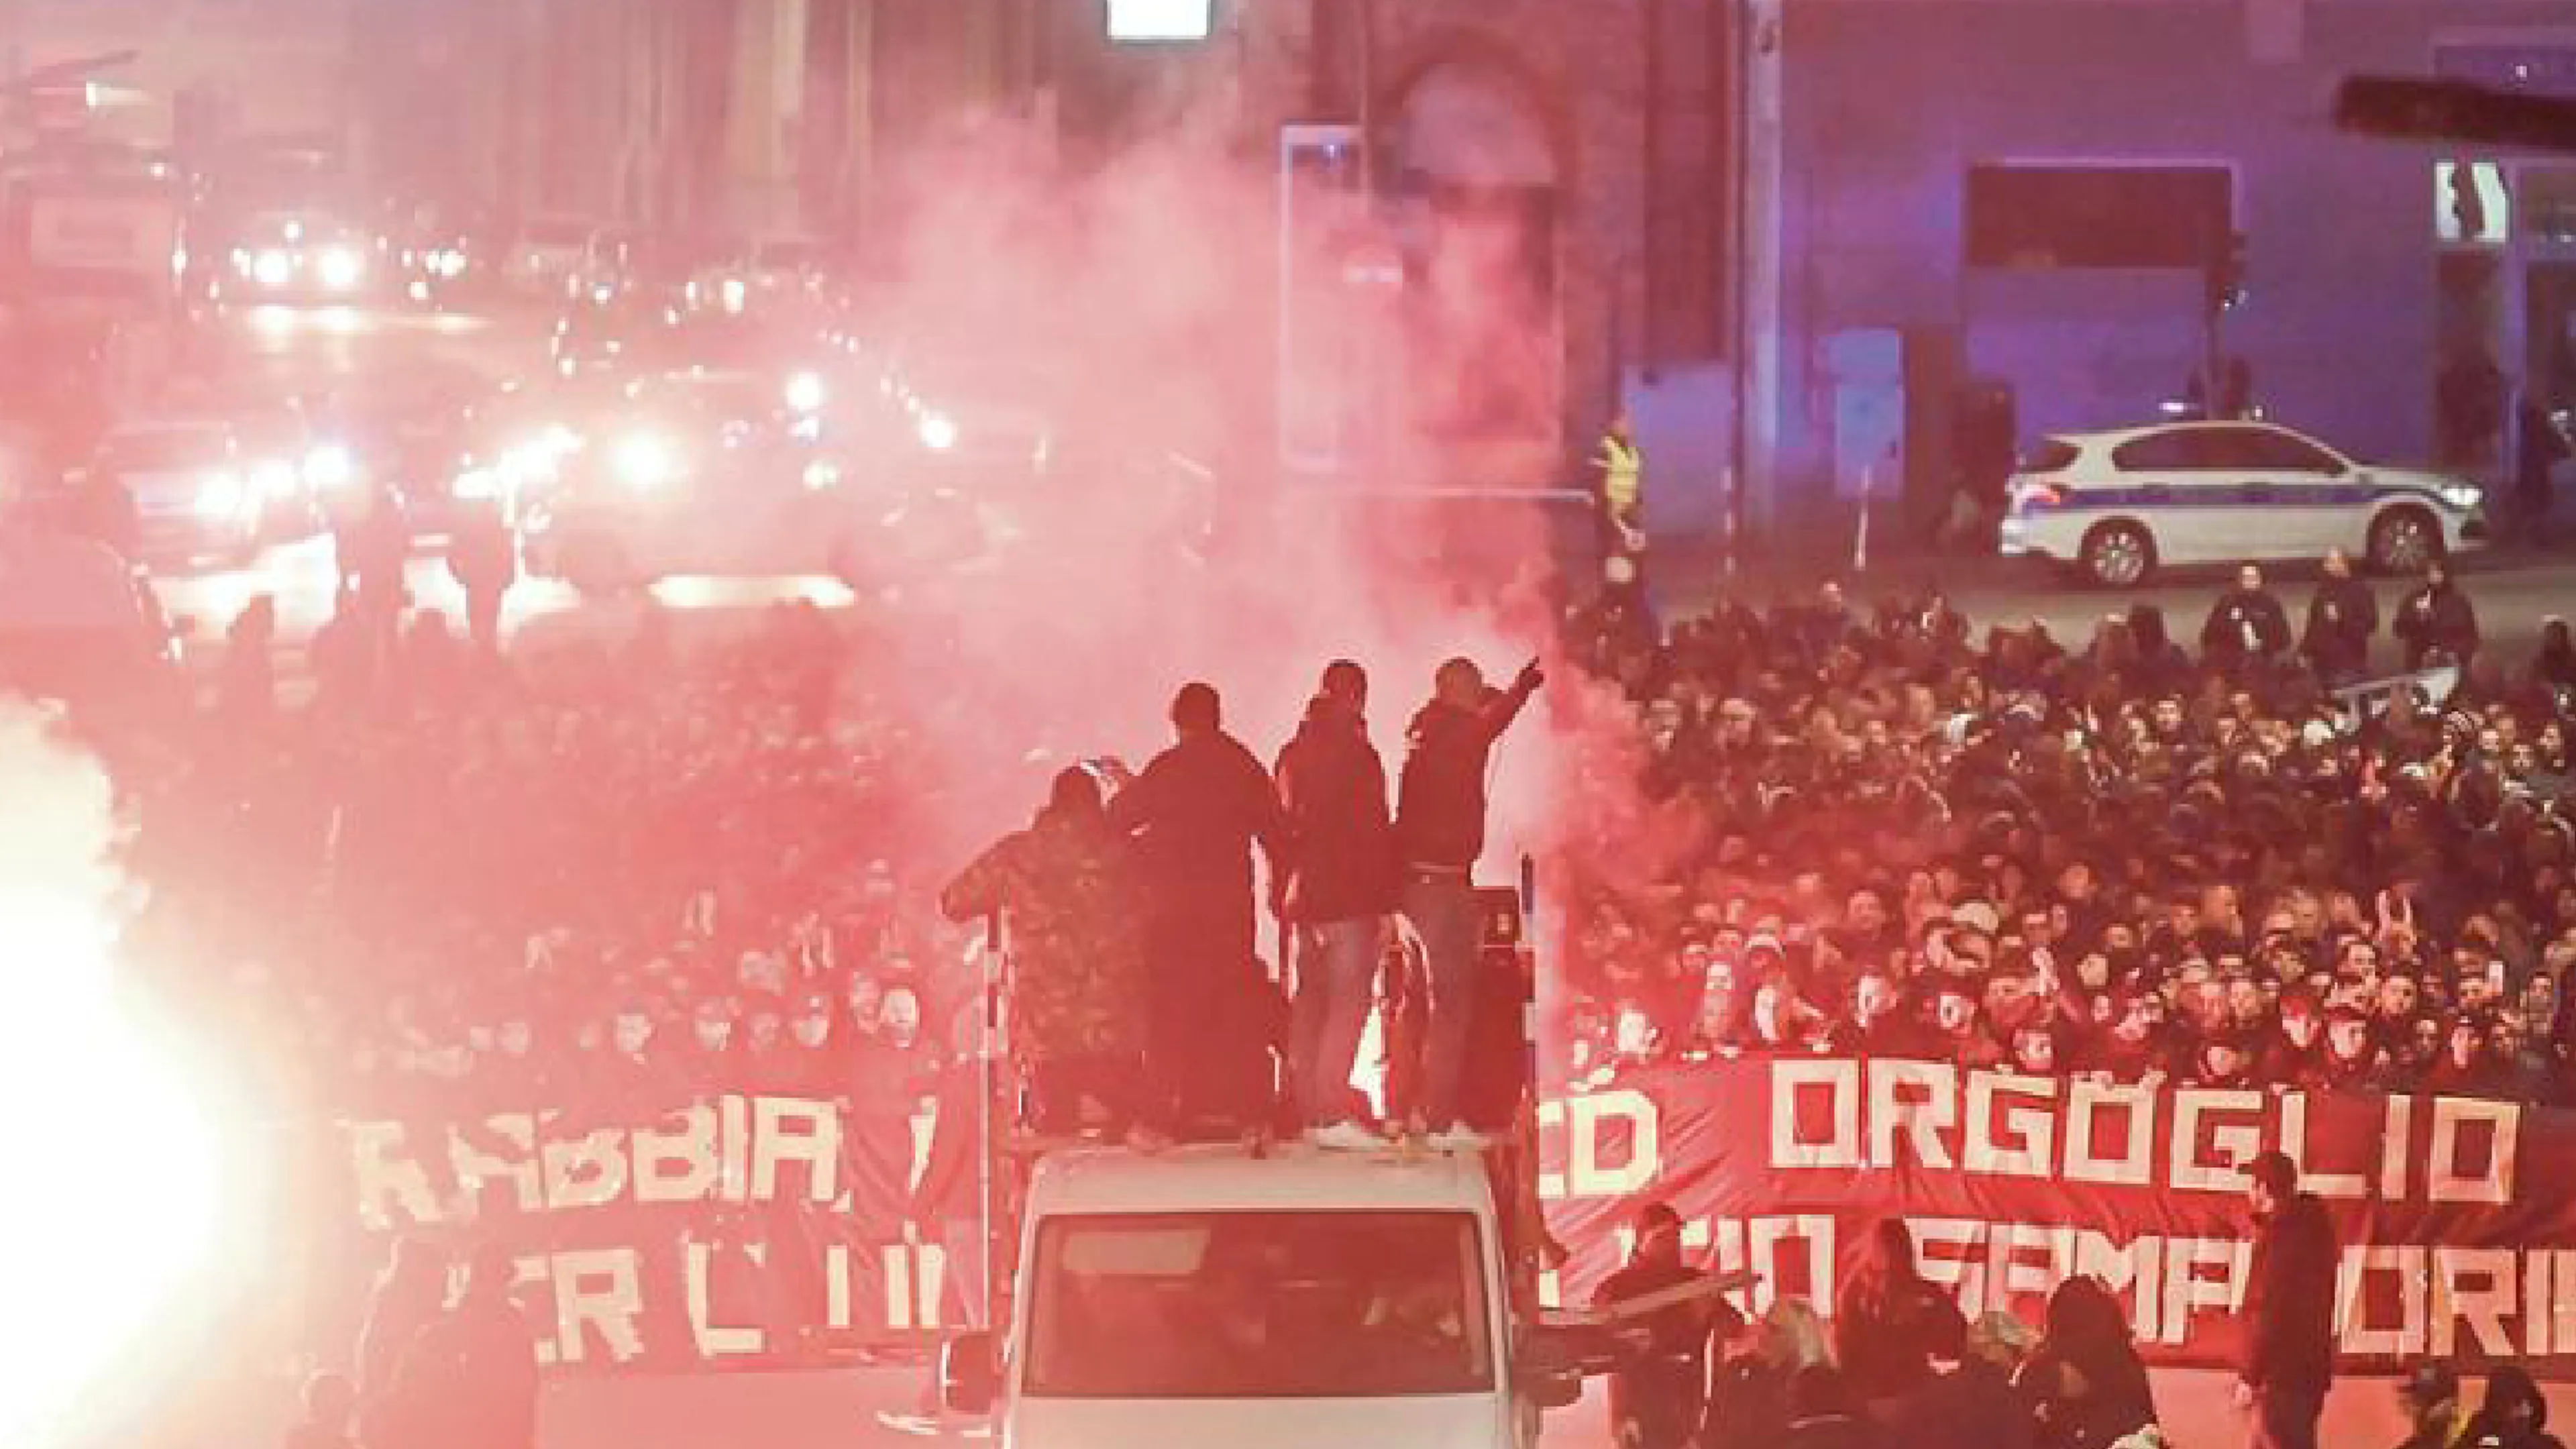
942, 1143, 1584, 1449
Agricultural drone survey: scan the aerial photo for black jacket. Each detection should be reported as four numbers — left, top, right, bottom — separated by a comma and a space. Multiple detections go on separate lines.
1109, 730, 1287, 892
1275, 700, 1399, 921
2301, 577, 2379, 676
1833, 1275, 1968, 1401
385, 1289, 539, 1449
2201, 588, 2293, 662
2241, 1191, 2338, 1394
1596, 1254, 1712, 1448
1891, 1360, 2036, 1449
2396, 583, 2481, 667
1395, 676, 1538, 872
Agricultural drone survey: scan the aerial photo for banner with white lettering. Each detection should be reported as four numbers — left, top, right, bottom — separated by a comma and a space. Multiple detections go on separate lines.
334, 1093, 950, 1371
1536, 1059, 2571, 1373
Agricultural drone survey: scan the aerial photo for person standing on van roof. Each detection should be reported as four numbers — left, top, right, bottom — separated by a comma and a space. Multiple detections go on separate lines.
1108, 682, 1291, 1136
942, 765, 1159, 1144
1395, 655, 1542, 1146
1274, 659, 1401, 1149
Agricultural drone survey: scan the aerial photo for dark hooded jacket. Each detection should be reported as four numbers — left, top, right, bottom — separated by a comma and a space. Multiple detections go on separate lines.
2396, 581, 2481, 668
2465, 1365, 2566, 1449
1274, 697, 1400, 921
2241, 1189, 2337, 1396
1395, 673, 1539, 872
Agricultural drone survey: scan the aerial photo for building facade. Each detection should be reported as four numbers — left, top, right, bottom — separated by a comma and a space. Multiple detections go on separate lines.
1753, 0, 2576, 541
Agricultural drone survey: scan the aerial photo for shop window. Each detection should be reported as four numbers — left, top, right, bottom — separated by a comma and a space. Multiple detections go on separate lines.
1964, 164, 2233, 270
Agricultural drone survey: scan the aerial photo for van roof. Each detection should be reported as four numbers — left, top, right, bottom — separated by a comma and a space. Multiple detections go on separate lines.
1026, 1144, 1496, 1218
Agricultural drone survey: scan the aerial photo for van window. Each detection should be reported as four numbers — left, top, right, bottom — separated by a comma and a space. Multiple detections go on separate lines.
1026, 1211, 1493, 1399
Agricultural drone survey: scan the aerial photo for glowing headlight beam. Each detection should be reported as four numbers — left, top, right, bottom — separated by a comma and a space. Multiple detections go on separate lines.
785, 371, 827, 415
918, 411, 960, 453
317, 246, 365, 292
303, 443, 356, 490
192, 471, 246, 521
613, 433, 678, 491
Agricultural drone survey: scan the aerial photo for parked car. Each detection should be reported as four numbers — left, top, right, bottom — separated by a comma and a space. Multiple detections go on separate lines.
2000, 421, 2489, 587
506, 217, 603, 299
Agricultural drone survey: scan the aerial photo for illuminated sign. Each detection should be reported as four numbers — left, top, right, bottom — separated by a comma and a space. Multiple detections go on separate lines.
1108, 0, 1212, 42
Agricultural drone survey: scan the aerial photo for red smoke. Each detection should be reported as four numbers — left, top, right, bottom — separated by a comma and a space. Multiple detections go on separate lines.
844, 117, 1688, 981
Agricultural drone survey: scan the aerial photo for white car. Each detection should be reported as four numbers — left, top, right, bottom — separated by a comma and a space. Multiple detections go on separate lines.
2000, 421, 2489, 587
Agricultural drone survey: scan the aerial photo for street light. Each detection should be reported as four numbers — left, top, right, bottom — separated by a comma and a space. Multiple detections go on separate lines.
1107, 0, 1212, 41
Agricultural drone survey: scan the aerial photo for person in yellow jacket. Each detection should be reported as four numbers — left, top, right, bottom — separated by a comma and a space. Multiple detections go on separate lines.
1593, 410, 1647, 600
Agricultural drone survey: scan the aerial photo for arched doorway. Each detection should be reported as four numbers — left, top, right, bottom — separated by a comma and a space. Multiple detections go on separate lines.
1385, 56, 1565, 481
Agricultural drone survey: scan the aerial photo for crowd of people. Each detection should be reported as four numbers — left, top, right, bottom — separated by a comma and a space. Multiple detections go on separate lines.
1597, 1159, 2560, 1449
1555, 554, 2576, 1106
116, 594, 985, 1138
43, 500, 2576, 1446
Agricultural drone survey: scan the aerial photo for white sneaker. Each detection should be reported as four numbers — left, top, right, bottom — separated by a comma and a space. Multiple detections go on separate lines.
1426, 1125, 1491, 1151
1308, 1120, 1387, 1152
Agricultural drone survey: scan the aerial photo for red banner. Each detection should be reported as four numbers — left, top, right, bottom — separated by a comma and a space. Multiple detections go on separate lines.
329, 1091, 951, 1371
1537, 1059, 2576, 1374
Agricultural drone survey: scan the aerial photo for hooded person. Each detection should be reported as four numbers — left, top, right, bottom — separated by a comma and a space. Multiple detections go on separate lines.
2391, 1361, 2471, 1449
2019, 1275, 2157, 1449
2395, 561, 2481, 671
943, 766, 1159, 1141
2465, 1364, 2565, 1449
1273, 660, 1402, 1148
1833, 1216, 1968, 1407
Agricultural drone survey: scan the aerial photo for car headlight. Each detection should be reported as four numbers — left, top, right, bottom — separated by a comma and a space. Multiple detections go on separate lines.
194, 471, 247, 520
918, 411, 959, 452
304, 443, 356, 490
2440, 482, 2483, 510
252, 459, 301, 500
613, 433, 677, 490
252, 250, 292, 288
802, 460, 843, 491
317, 247, 365, 292
785, 371, 826, 415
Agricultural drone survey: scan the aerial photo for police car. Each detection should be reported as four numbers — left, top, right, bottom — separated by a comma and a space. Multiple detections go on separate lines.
1999, 421, 2489, 588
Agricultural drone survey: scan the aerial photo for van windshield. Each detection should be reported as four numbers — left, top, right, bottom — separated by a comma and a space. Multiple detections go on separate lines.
1025, 1210, 1492, 1400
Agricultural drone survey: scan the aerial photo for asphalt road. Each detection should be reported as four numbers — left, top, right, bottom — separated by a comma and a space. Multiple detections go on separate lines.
138, 1359, 2562, 1449
146, 298, 2576, 676
1666, 539, 2576, 667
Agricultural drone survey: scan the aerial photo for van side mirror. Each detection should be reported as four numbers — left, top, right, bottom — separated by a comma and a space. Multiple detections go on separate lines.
1516, 1325, 1597, 1412
941, 1331, 999, 1417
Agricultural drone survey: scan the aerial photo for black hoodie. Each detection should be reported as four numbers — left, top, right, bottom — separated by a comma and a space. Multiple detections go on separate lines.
1395, 674, 1539, 873
1275, 697, 1400, 922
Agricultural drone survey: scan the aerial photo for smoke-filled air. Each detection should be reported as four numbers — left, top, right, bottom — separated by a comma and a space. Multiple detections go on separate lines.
843, 116, 1695, 921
